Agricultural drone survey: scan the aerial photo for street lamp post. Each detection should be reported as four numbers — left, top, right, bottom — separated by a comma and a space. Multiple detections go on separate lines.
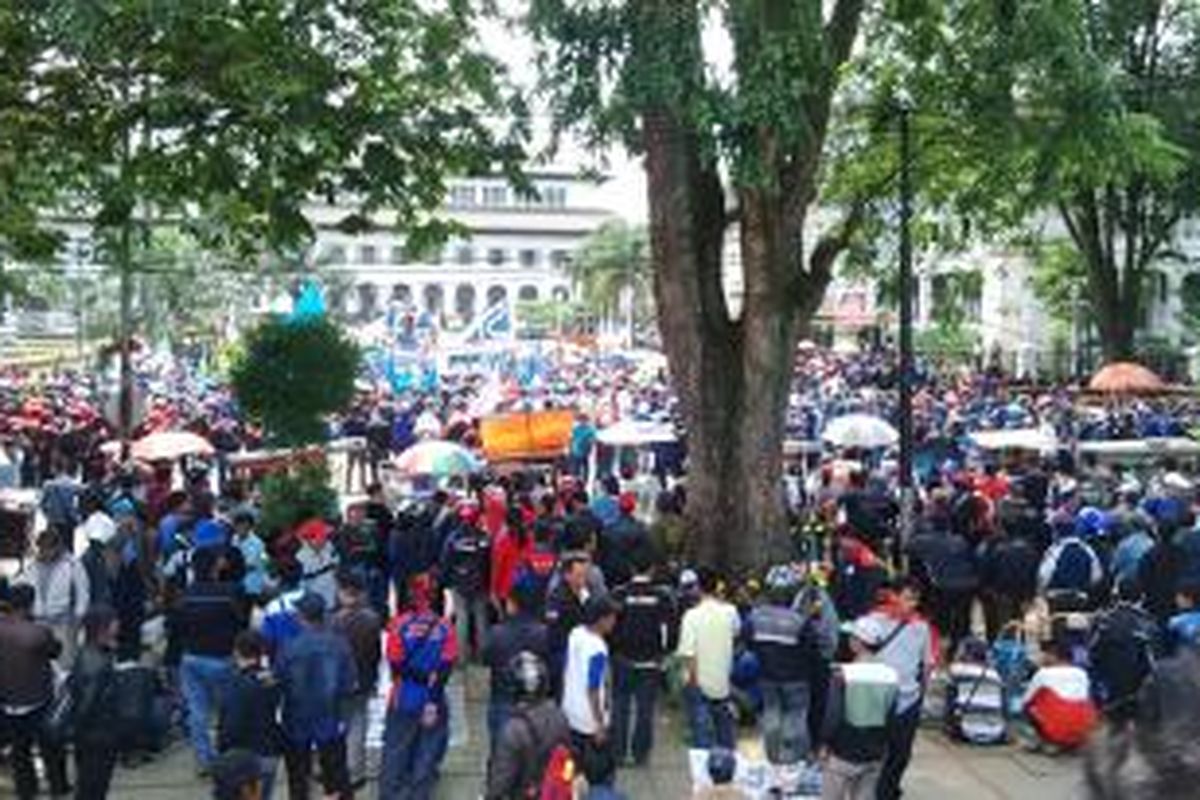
897, 97, 916, 555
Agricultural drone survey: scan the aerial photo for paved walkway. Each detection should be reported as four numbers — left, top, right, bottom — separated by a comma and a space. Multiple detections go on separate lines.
2, 664, 1083, 799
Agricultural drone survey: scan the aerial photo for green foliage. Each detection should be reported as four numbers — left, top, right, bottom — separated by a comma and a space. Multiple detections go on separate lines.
916, 320, 980, 364
1029, 240, 1088, 326
2, 0, 525, 263
516, 299, 577, 335
230, 316, 360, 447
258, 462, 338, 540
1181, 275, 1200, 338
569, 221, 652, 323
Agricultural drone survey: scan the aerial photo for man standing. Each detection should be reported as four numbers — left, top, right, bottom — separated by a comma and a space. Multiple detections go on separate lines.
562, 595, 621, 789
746, 565, 820, 778
545, 553, 592, 698
486, 651, 572, 800
439, 502, 491, 662
0, 584, 69, 799
481, 581, 549, 749
276, 593, 358, 800
379, 574, 458, 800
596, 493, 651, 589
17, 527, 89, 664
609, 550, 674, 767
330, 569, 384, 790
857, 578, 934, 800
677, 567, 740, 749
175, 549, 248, 775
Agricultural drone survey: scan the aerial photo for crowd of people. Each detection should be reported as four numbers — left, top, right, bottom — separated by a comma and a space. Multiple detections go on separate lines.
4, 349, 1200, 800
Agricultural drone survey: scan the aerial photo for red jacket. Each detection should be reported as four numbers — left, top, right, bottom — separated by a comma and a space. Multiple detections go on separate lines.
490, 528, 531, 602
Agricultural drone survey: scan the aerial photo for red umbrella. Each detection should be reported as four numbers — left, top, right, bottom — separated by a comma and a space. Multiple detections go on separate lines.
1088, 362, 1165, 394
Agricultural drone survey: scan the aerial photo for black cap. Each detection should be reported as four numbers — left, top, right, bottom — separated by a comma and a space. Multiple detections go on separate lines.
583, 593, 620, 625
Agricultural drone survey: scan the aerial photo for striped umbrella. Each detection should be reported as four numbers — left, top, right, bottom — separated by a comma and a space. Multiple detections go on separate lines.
394, 440, 483, 477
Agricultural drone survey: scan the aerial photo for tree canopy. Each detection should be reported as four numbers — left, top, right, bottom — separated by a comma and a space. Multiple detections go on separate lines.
569, 220, 652, 330
873, 0, 1200, 359
230, 315, 360, 447
3, 0, 526, 261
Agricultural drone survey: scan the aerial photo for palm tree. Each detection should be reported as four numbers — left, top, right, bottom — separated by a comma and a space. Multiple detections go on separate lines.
569, 220, 652, 344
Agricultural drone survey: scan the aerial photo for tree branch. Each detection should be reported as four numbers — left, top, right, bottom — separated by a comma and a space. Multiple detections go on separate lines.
799, 197, 867, 317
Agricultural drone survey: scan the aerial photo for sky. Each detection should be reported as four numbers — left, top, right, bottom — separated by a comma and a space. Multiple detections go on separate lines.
476, 5, 652, 223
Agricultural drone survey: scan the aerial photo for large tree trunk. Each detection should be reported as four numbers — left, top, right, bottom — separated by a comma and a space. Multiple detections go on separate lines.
635, 0, 858, 572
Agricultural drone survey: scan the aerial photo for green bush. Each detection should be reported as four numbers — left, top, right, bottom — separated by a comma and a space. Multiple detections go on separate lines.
258, 462, 339, 540
230, 315, 360, 446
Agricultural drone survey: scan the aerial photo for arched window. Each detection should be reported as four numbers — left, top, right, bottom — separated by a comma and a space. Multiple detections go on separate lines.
423, 284, 445, 314
486, 285, 508, 307
455, 284, 477, 322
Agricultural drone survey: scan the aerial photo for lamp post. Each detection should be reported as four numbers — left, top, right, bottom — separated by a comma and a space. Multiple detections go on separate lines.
897, 94, 916, 555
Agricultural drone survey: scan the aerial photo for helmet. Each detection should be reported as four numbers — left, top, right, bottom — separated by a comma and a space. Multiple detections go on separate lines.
507, 650, 548, 699
764, 564, 800, 600
707, 748, 737, 785
1074, 506, 1109, 538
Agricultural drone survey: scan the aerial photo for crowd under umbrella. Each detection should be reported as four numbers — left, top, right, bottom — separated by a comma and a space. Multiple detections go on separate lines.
822, 412, 900, 450
1087, 361, 1166, 395
100, 430, 216, 462
392, 439, 483, 478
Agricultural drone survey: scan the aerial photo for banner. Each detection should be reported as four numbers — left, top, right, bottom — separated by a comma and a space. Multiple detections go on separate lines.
481, 410, 574, 461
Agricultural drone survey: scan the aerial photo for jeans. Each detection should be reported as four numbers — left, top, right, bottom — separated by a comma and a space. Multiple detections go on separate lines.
486, 695, 513, 754
345, 694, 371, 784
180, 653, 234, 767
260, 755, 279, 800
4, 705, 68, 798
683, 685, 735, 750
452, 589, 489, 660
760, 680, 811, 765
877, 701, 921, 800
378, 706, 449, 800
284, 738, 351, 800
368, 566, 390, 620
612, 661, 660, 764
74, 745, 118, 800
823, 755, 882, 800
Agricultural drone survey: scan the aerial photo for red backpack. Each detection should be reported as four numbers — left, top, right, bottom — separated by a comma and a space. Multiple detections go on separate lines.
516, 710, 575, 800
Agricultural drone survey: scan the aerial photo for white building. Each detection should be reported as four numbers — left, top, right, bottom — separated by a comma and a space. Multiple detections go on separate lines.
303, 171, 617, 327
2, 170, 621, 339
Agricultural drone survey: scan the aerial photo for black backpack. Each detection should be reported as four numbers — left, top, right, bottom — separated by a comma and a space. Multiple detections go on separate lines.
1088, 604, 1158, 711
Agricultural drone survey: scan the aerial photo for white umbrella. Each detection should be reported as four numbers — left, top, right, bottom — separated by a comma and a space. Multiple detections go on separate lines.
970, 427, 1058, 452
821, 414, 899, 449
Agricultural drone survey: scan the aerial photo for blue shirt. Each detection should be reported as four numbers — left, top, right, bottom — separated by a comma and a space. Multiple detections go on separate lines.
1168, 610, 1200, 653
591, 496, 620, 529
275, 627, 358, 745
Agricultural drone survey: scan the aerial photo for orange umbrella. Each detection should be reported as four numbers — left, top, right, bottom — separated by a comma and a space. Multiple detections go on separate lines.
1087, 361, 1165, 394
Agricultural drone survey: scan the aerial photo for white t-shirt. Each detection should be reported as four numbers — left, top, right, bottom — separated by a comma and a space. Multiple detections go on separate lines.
1023, 664, 1091, 706
677, 597, 740, 700
562, 626, 609, 735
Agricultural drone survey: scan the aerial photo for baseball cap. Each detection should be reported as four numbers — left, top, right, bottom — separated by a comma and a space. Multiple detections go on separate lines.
848, 616, 890, 649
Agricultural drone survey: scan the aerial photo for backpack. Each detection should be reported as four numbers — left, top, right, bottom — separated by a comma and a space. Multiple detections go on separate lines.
1047, 539, 1098, 593
515, 709, 575, 800
1088, 604, 1158, 711
943, 638, 1007, 745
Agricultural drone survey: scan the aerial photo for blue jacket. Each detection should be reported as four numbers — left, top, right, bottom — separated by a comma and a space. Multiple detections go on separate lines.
275, 626, 358, 746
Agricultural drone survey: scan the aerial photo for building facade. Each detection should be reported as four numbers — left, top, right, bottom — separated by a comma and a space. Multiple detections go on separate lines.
301, 172, 616, 328
1, 170, 620, 342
